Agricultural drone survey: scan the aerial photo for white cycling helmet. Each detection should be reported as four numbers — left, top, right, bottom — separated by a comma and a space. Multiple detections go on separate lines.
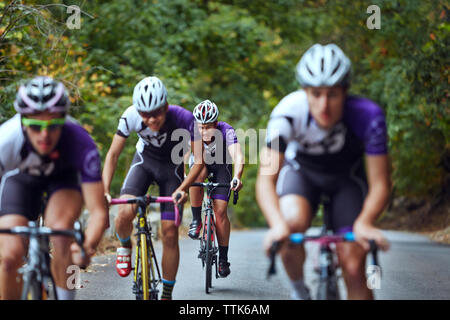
14, 76, 70, 115
295, 43, 351, 88
193, 100, 219, 123
132, 76, 168, 112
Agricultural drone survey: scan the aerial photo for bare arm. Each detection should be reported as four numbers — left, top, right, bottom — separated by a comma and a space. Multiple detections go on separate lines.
354, 154, 391, 250
102, 134, 127, 195
255, 146, 286, 227
81, 181, 109, 251
227, 142, 245, 190
172, 139, 205, 203
71, 181, 109, 266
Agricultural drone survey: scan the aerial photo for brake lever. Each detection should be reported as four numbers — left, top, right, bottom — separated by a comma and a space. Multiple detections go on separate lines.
267, 241, 280, 279
73, 221, 87, 269
232, 180, 239, 205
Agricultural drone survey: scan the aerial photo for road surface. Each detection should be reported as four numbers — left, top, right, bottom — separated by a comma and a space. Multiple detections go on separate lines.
75, 228, 450, 300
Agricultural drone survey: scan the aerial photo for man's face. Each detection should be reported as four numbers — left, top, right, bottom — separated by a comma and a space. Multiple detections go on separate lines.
305, 86, 346, 129
139, 104, 168, 132
197, 122, 218, 143
22, 111, 65, 156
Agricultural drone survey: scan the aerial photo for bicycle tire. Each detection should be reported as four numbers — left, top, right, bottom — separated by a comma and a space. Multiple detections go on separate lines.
140, 233, 150, 300
317, 277, 339, 300
21, 272, 43, 300
205, 214, 213, 294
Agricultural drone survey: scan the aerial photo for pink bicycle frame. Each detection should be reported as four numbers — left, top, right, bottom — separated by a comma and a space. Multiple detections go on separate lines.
110, 195, 181, 227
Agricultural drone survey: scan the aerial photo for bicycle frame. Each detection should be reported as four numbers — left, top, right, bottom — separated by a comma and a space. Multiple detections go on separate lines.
110, 194, 180, 300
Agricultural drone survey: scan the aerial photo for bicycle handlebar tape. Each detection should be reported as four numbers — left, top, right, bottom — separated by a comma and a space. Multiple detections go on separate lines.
175, 193, 182, 227
368, 239, 379, 269
267, 242, 280, 279
232, 180, 239, 205
233, 191, 238, 205
289, 233, 304, 244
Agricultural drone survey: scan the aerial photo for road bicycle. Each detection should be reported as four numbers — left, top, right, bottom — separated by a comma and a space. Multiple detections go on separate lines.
0, 220, 85, 300
190, 181, 238, 294
267, 198, 380, 300
110, 194, 181, 300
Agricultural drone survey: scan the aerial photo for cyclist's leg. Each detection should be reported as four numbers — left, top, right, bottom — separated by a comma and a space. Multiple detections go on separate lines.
158, 162, 184, 299
188, 165, 208, 239
116, 151, 153, 244
44, 187, 82, 299
189, 159, 208, 207
212, 199, 230, 247
210, 164, 233, 266
277, 163, 320, 299
279, 195, 313, 279
0, 171, 40, 299
0, 214, 28, 300
331, 161, 373, 300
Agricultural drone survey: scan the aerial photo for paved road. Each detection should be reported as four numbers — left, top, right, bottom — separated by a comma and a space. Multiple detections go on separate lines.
75, 228, 450, 300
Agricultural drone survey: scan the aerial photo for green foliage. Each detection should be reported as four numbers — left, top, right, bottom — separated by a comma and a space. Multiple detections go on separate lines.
1, 0, 448, 226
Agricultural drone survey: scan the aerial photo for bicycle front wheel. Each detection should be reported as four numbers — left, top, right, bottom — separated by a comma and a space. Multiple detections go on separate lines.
21, 272, 43, 300
205, 214, 213, 294
135, 233, 150, 300
317, 277, 340, 300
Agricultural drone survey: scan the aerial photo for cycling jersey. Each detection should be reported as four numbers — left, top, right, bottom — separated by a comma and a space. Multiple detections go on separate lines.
117, 104, 197, 161
189, 121, 238, 167
266, 90, 388, 173
0, 114, 102, 219
117, 104, 198, 220
266, 90, 388, 232
188, 122, 238, 202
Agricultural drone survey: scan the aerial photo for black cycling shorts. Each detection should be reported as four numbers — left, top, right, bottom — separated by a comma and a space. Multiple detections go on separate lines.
276, 159, 368, 234
120, 149, 184, 221
0, 169, 81, 221
206, 163, 233, 202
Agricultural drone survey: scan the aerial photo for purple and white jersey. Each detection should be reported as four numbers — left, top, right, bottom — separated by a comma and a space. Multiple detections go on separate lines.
117, 105, 197, 160
189, 121, 238, 167
266, 90, 388, 173
0, 114, 102, 182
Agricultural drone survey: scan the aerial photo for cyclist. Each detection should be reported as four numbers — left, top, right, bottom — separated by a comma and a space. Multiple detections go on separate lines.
102, 76, 204, 300
256, 43, 391, 300
0, 76, 109, 300
187, 100, 244, 278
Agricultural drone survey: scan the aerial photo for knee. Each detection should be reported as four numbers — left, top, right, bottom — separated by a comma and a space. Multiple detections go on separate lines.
1, 248, 25, 273
280, 196, 312, 233
340, 256, 365, 281
115, 206, 135, 225
214, 207, 228, 222
283, 207, 310, 233
161, 226, 178, 248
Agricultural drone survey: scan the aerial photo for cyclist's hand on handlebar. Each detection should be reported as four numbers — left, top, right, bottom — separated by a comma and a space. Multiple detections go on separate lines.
104, 193, 112, 207
230, 177, 243, 191
70, 242, 94, 269
263, 222, 290, 257
172, 190, 187, 205
353, 219, 390, 252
